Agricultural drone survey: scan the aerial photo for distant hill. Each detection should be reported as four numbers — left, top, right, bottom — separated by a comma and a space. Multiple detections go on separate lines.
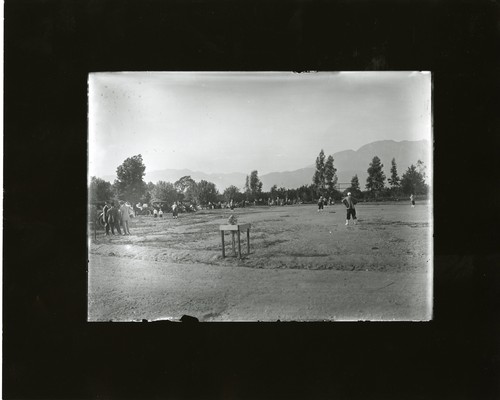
102, 139, 430, 192
260, 139, 430, 191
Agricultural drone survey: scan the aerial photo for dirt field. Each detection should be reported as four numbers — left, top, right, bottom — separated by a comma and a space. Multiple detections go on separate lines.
88, 203, 432, 321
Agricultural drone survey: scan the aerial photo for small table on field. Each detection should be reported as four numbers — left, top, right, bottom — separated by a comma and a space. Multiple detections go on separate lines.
219, 223, 251, 259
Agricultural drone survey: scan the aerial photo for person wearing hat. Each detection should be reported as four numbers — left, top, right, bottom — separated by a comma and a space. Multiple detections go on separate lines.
342, 192, 358, 226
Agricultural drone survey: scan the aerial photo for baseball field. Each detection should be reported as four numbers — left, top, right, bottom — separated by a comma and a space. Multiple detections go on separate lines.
88, 202, 432, 321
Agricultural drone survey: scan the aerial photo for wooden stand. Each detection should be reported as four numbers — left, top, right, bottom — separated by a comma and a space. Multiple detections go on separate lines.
220, 223, 251, 258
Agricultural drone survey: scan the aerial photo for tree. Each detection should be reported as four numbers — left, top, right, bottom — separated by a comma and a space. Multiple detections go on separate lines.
197, 180, 219, 205
324, 155, 338, 196
185, 183, 199, 205
174, 175, 195, 193
152, 181, 178, 204
347, 174, 362, 197
244, 175, 251, 198
297, 184, 316, 203
416, 159, 427, 181
89, 176, 113, 204
269, 184, 278, 197
114, 154, 147, 205
287, 188, 298, 203
401, 163, 428, 195
246, 170, 263, 201
142, 181, 155, 204
313, 149, 326, 194
388, 158, 400, 190
365, 156, 386, 197
277, 187, 288, 200
223, 185, 241, 203
250, 170, 263, 194
174, 176, 197, 203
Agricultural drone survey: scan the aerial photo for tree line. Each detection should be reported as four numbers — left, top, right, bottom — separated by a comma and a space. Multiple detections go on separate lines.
89, 151, 429, 207
311, 149, 428, 200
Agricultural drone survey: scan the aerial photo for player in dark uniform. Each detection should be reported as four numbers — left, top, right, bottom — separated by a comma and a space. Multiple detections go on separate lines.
103, 201, 112, 235
107, 201, 122, 235
317, 196, 324, 212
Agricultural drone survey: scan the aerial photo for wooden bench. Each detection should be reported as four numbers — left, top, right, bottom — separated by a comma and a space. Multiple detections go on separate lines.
219, 223, 251, 259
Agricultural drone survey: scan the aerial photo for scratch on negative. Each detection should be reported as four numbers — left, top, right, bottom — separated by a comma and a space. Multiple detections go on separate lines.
374, 281, 395, 291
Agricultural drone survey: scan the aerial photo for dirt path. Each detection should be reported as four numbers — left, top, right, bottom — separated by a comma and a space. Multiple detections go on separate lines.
88, 255, 431, 322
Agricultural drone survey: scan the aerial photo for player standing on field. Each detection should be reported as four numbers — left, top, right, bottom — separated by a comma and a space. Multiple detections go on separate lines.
317, 196, 324, 212
342, 192, 358, 226
172, 202, 178, 219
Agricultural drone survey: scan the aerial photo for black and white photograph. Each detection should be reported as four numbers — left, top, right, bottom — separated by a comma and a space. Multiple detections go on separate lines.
5, 0, 500, 398
88, 71, 433, 322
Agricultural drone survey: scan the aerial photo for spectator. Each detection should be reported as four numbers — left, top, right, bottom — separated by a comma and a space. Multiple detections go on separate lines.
103, 201, 112, 235
119, 201, 131, 235
107, 201, 122, 235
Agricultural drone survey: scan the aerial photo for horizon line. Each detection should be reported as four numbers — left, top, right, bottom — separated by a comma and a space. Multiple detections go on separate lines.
93, 138, 430, 179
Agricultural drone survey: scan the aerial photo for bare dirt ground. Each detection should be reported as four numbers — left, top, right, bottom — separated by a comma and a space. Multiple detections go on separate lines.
88, 203, 432, 321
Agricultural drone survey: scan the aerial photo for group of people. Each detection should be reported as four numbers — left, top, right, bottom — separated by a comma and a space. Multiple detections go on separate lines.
101, 192, 418, 235
134, 201, 194, 218
102, 200, 133, 235
153, 208, 164, 218
153, 202, 179, 219
268, 197, 302, 206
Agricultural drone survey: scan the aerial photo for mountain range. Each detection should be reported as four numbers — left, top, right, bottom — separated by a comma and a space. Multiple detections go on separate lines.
103, 139, 431, 192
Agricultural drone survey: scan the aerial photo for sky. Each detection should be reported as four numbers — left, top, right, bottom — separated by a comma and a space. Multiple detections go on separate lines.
88, 71, 431, 179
